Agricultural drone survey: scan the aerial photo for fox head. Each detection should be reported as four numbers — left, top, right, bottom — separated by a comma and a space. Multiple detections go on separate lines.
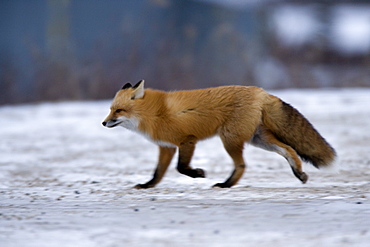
102, 80, 145, 130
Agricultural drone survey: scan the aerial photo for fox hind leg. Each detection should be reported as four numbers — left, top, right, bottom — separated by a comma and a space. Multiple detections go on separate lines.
251, 126, 308, 183
177, 135, 206, 178
214, 138, 246, 188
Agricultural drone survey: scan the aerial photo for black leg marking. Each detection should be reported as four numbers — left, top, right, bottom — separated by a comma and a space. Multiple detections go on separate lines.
292, 167, 308, 184
176, 135, 206, 179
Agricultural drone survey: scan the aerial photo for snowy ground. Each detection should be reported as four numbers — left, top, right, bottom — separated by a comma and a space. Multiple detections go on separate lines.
1, 88, 369, 247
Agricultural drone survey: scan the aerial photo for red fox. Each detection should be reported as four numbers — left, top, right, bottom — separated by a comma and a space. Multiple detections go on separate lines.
102, 80, 336, 189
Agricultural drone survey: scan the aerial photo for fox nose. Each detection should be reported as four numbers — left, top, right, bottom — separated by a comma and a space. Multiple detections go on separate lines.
102, 121, 107, 126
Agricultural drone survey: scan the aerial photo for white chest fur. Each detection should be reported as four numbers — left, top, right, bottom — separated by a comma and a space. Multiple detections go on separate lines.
118, 116, 177, 148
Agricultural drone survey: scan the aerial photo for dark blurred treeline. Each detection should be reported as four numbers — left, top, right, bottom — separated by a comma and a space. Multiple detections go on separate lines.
1, 0, 369, 105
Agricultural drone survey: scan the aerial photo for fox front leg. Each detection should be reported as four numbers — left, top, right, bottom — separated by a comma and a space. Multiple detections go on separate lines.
176, 135, 206, 178
134, 146, 176, 189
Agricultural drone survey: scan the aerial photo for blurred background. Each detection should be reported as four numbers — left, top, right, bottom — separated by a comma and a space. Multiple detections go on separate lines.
1, 0, 369, 105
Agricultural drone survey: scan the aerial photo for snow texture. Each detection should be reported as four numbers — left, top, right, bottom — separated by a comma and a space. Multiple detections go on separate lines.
1, 89, 370, 247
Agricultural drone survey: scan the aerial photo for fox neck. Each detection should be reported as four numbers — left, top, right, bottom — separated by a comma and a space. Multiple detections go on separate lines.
125, 90, 176, 147
128, 115, 176, 148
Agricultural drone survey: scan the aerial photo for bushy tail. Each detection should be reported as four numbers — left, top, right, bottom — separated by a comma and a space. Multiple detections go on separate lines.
263, 99, 336, 168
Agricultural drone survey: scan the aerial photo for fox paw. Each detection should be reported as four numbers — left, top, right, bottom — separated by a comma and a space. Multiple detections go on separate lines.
134, 183, 154, 189
212, 182, 231, 188
194, 168, 206, 178
292, 168, 309, 184
299, 172, 308, 184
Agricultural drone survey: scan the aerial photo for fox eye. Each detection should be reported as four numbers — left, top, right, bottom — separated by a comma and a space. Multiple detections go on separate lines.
115, 109, 124, 113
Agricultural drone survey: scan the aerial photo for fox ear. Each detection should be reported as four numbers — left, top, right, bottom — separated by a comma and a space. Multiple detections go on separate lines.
122, 83, 132, 90
133, 80, 144, 89
131, 80, 145, 99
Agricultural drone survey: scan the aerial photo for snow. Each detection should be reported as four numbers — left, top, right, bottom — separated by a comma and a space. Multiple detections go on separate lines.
1, 88, 370, 247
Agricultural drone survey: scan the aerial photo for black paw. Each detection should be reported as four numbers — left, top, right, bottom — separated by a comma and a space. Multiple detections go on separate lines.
292, 168, 309, 184
212, 183, 231, 188
194, 168, 206, 178
134, 183, 154, 189
299, 172, 308, 184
